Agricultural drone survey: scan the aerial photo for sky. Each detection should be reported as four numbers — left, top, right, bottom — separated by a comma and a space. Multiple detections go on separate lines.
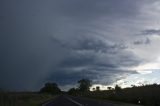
1, 0, 160, 91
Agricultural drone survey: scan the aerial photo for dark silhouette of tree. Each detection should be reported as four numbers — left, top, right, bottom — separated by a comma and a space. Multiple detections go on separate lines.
107, 87, 112, 90
40, 82, 61, 94
131, 85, 136, 88
115, 84, 121, 91
96, 86, 100, 91
78, 79, 91, 92
68, 88, 77, 95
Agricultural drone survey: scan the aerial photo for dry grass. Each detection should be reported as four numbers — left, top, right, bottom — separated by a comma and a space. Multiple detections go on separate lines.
0, 92, 56, 106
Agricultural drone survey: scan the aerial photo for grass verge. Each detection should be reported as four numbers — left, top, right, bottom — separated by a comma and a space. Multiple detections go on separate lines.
0, 92, 57, 106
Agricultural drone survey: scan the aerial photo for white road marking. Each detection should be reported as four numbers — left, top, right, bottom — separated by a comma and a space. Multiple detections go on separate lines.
41, 99, 55, 106
65, 96, 84, 106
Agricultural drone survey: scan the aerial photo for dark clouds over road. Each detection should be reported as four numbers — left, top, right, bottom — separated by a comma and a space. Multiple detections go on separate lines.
1, 0, 160, 90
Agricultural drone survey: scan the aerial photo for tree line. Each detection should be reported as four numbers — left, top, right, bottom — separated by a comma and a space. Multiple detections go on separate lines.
39, 78, 91, 94
39, 79, 160, 106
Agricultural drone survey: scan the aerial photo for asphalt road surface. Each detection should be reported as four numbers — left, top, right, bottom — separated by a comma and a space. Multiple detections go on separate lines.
42, 95, 142, 106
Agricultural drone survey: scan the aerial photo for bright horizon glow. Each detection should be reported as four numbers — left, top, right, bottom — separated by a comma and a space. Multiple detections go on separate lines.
91, 69, 160, 91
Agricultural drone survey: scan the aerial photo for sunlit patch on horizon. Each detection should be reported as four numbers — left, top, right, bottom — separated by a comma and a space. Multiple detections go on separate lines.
90, 84, 114, 91
137, 70, 153, 74
116, 69, 160, 88
90, 69, 160, 90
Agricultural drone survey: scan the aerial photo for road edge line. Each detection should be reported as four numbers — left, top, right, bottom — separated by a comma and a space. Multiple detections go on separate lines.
41, 96, 59, 106
65, 96, 84, 106
42, 99, 54, 106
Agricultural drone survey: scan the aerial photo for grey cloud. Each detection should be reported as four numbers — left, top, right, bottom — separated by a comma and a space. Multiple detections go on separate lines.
133, 38, 151, 45
142, 29, 160, 36
45, 37, 142, 87
93, 69, 138, 85
0, 0, 146, 90
0, 16, 70, 90
48, 66, 138, 87
57, 37, 140, 68
55, 0, 142, 18
47, 69, 97, 85
52, 36, 127, 53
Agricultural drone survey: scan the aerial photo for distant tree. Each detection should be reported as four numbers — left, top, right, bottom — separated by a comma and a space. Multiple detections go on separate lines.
115, 84, 121, 92
107, 87, 112, 90
78, 79, 91, 92
131, 85, 136, 88
152, 83, 158, 87
96, 86, 100, 91
40, 82, 61, 94
68, 88, 77, 95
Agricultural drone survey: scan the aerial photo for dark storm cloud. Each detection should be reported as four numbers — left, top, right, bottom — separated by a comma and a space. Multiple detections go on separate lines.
48, 67, 138, 86
53, 0, 142, 19
46, 37, 142, 86
52, 36, 127, 54
142, 29, 160, 36
133, 38, 151, 45
56, 37, 141, 68
0, 0, 145, 90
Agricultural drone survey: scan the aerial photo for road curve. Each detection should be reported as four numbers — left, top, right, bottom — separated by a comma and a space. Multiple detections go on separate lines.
42, 95, 142, 106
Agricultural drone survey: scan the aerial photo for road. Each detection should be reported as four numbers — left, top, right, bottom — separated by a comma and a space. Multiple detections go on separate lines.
42, 95, 142, 106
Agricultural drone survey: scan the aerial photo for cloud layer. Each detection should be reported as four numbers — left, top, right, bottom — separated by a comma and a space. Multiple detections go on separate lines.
1, 0, 160, 90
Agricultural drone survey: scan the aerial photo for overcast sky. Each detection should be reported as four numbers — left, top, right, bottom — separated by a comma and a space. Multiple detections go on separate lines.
1, 0, 160, 91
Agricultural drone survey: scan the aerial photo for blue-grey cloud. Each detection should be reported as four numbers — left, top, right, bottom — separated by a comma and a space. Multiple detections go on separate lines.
45, 37, 142, 87
133, 38, 151, 45
142, 29, 160, 36
0, 0, 147, 91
